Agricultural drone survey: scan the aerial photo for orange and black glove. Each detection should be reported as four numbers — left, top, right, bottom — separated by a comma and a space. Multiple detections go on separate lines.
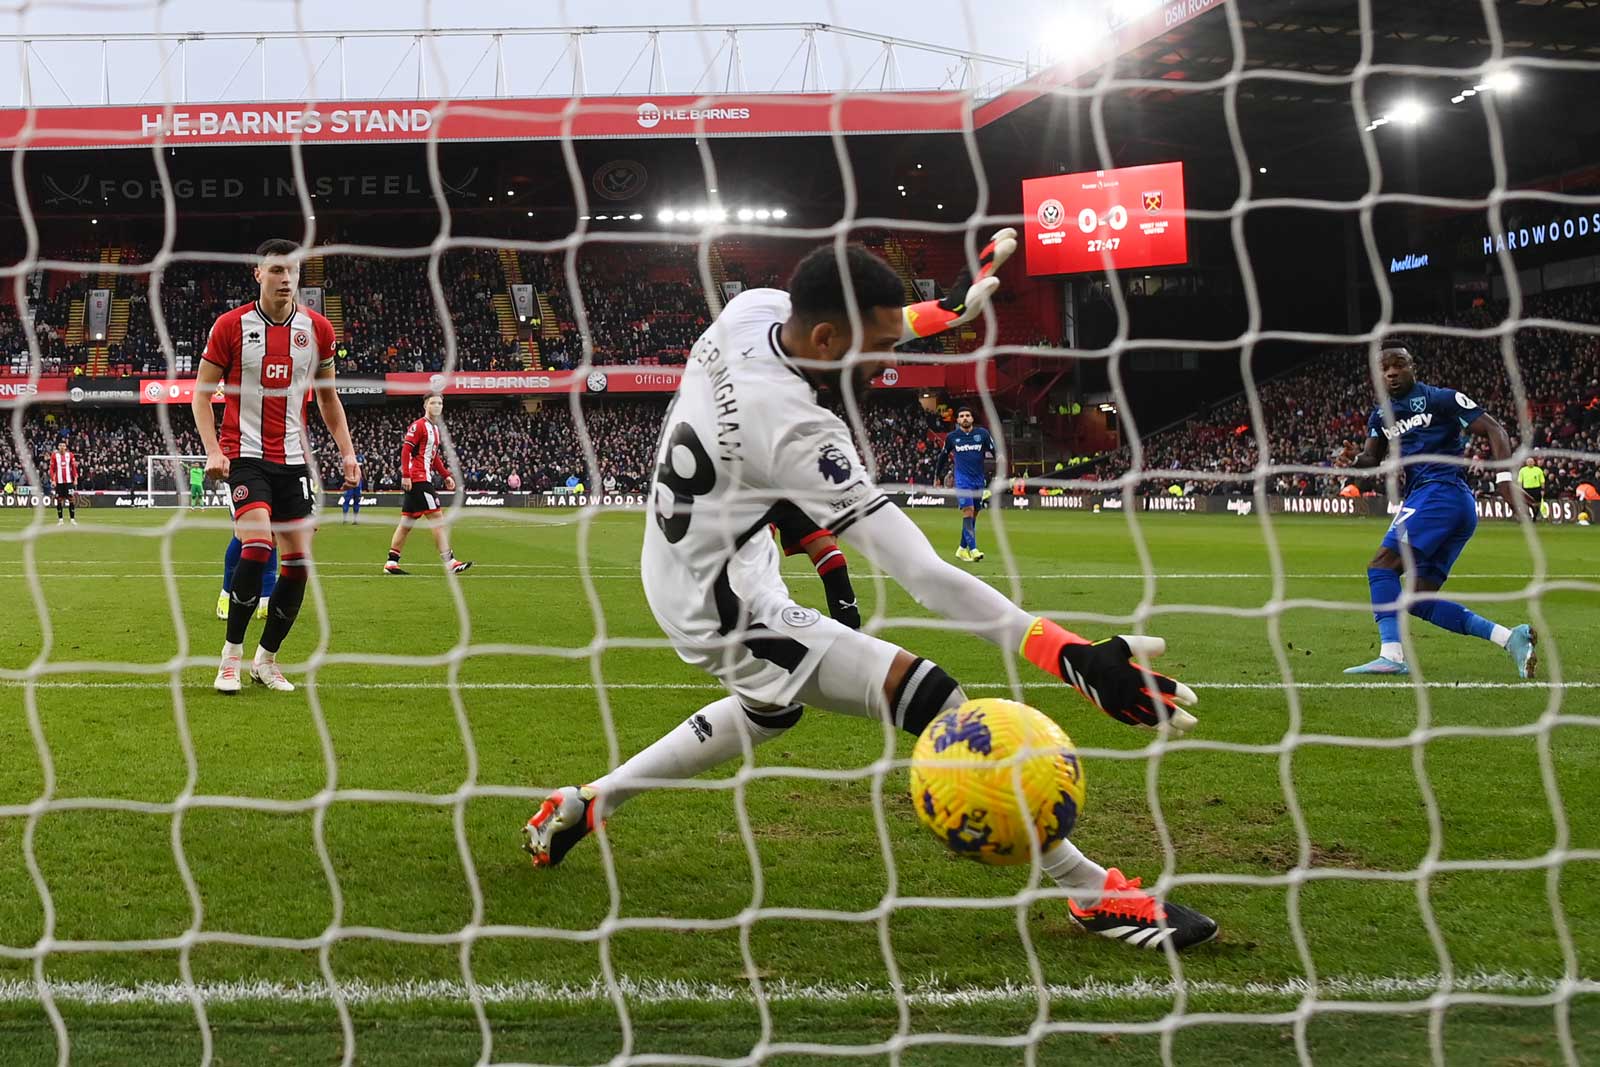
1020, 618, 1199, 734
900, 227, 1017, 342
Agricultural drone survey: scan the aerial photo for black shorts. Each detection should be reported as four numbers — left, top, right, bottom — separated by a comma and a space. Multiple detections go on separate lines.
52, 482, 74, 499
402, 481, 442, 517
228, 457, 315, 524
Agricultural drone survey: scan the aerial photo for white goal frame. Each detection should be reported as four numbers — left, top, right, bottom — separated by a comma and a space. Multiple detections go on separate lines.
144, 454, 213, 508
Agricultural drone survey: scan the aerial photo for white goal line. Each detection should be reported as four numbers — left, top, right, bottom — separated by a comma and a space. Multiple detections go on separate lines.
5, 568, 1597, 581
0, 973, 1591, 1009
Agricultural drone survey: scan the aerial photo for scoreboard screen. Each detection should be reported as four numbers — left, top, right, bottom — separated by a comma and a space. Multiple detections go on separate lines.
1022, 162, 1188, 276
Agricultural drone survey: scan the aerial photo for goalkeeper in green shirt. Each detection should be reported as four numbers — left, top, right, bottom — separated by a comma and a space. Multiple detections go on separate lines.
189, 464, 206, 508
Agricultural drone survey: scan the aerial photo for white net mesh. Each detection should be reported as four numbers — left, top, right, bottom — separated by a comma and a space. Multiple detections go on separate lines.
3, 2, 1599, 1066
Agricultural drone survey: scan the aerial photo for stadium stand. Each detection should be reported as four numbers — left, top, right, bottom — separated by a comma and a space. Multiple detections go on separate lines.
1097, 284, 1600, 498
1, 395, 946, 494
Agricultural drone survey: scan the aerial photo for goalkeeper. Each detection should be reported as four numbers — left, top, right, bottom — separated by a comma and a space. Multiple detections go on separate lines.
524, 233, 1217, 953
189, 464, 206, 508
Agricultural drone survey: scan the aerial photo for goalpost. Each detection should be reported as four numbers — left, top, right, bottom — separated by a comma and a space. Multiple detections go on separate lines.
144, 454, 214, 508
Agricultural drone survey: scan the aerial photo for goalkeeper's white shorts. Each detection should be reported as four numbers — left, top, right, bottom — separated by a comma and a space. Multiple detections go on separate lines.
666, 591, 900, 719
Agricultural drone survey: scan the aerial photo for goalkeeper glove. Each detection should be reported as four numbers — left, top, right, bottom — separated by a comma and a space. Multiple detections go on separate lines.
900, 227, 1017, 343
1020, 618, 1199, 735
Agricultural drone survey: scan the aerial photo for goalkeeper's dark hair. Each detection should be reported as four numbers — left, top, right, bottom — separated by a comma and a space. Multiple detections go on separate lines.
255, 238, 300, 260
787, 244, 905, 325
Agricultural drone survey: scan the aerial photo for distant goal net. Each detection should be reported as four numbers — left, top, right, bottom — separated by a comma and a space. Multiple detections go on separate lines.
143, 454, 218, 508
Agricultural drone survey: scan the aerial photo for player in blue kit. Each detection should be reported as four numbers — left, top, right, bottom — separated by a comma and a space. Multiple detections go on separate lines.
215, 536, 277, 621
1344, 346, 1538, 677
341, 451, 366, 523
935, 406, 997, 562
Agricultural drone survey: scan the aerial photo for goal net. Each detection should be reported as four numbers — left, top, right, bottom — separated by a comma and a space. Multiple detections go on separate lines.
144, 454, 215, 508
2, 4, 1597, 1066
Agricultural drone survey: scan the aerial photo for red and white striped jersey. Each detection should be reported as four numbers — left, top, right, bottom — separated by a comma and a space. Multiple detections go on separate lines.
49, 449, 78, 484
401, 417, 449, 483
202, 301, 336, 465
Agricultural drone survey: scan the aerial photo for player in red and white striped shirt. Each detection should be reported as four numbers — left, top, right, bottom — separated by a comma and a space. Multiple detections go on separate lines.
384, 393, 471, 575
49, 440, 79, 525
192, 238, 361, 695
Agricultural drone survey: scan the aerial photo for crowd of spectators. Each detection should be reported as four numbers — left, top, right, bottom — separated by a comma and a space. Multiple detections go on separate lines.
3, 237, 985, 379
3, 392, 950, 497
0, 408, 205, 491
1097, 285, 1600, 497
3, 247, 527, 378
333, 250, 523, 376
524, 247, 711, 369
311, 400, 675, 493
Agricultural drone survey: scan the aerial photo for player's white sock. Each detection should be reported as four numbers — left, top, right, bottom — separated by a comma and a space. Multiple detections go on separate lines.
1380, 642, 1405, 663
1042, 838, 1111, 907
440, 549, 454, 562
1489, 624, 1512, 648
222, 640, 244, 659
588, 696, 791, 818
253, 647, 276, 665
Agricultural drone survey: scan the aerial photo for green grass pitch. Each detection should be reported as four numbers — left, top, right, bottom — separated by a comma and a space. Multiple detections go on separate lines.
0, 507, 1596, 1066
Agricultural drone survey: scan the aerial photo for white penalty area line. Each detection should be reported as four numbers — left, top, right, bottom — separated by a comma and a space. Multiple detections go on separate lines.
0, 972, 1591, 1009
3, 570, 1590, 582
3, 679, 1593, 692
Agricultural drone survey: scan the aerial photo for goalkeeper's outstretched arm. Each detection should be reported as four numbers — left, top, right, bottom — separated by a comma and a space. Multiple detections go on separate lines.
899, 228, 1017, 343
841, 502, 1198, 733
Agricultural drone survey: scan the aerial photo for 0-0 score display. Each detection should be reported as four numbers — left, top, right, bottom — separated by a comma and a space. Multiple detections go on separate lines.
1022, 161, 1188, 276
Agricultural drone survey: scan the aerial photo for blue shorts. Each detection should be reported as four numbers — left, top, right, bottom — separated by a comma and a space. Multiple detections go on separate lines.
956, 487, 983, 510
1381, 482, 1477, 583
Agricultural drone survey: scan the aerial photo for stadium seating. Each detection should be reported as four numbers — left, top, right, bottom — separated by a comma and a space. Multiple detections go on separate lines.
0, 395, 945, 494
5, 233, 1019, 376
1097, 284, 1600, 498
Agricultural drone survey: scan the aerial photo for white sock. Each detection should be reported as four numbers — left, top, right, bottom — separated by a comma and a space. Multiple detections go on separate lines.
440, 549, 454, 562
253, 647, 275, 664
589, 696, 794, 818
1041, 838, 1110, 907
222, 641, 244, 659
1380, 642, 1405, 663
1489, 624, 1512, 648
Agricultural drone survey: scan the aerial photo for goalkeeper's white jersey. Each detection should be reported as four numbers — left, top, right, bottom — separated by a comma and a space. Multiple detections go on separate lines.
641, 288, 889, 650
